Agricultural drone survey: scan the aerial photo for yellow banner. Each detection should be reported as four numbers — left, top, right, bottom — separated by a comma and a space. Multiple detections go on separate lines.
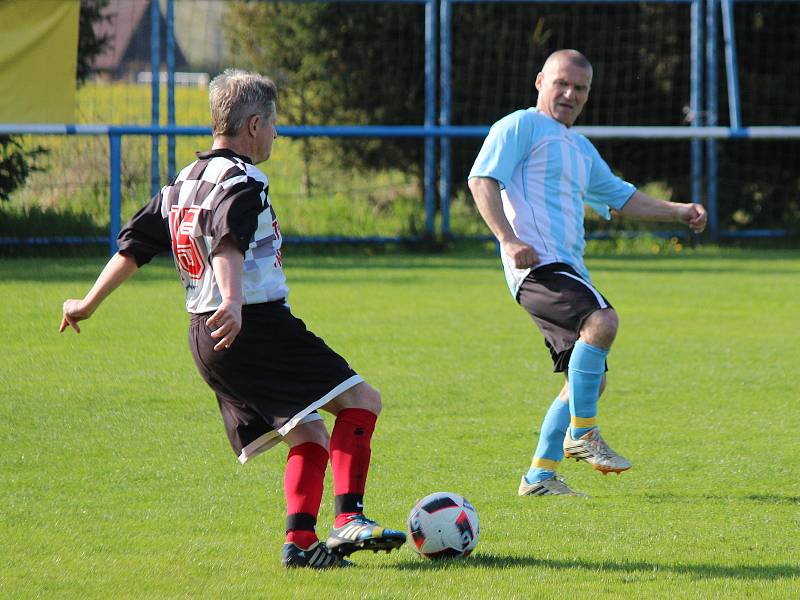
0, 0, 80, 123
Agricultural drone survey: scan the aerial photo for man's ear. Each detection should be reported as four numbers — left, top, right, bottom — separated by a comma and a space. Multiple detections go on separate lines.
534, 72, 544, 92
248, 114, 260, 137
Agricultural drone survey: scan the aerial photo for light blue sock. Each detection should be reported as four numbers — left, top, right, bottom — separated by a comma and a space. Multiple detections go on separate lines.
524, 396, 570, 484
568, 340, 608, 438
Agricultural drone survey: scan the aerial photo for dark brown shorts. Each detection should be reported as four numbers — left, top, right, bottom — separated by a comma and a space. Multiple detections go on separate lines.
517, 263, 613, 372
188, 301, 362, 463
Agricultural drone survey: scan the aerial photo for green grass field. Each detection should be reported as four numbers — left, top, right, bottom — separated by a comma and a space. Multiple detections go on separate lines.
2, 247, 799, 598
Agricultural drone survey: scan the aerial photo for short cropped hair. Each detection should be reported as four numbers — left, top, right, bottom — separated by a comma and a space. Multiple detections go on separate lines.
209, 69, 278, 137
542, 49, 593, 74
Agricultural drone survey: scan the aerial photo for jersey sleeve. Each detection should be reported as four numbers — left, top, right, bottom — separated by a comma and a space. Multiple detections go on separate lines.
583, 141, 636, 220
116, 192, 171, 266
468, 110, 536, 189
209, 179, 267, 257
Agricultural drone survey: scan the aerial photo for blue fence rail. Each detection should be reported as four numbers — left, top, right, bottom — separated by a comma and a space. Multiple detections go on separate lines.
2, 123, 799, 254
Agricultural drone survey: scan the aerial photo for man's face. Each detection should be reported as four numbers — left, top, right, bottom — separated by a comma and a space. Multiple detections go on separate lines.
253, 107, 278, 163
535, 59, 592, 127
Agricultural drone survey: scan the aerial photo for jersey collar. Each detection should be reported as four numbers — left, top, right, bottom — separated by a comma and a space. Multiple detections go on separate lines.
196, 148, 254, 164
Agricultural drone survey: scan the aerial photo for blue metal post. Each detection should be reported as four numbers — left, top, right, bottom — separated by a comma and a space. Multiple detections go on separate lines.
690, 0, 703, 206
720, 0, 741, 129
167, 0, 176, 179
424, 0, 437, 238
150, 0, 161, 197
439, 0, 452, 238
706, 0, 719, 239
109, 133, 122, 255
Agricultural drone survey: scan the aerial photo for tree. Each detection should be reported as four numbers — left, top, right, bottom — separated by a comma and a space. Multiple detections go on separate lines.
224, 2, 426, 196
224, 1, 798, 231
77, 0, 112, 86
0, 137, 47, 202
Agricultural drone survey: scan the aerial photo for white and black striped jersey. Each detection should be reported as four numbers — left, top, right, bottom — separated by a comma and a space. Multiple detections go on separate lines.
117, 148, 289, 314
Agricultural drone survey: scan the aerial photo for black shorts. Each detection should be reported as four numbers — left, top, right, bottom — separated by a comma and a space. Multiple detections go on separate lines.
517, 263, 613, 372
188, 301, 362, 463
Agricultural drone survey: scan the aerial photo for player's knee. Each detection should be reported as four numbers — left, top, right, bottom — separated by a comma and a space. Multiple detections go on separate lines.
328, 382, 382, 415
355, 384, 382, 415
597, 308, 619, 335
582, 308, 619, 347
284, 420, 330, 449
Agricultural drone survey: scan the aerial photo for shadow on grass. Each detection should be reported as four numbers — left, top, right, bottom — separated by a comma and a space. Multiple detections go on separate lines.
391, 552, 800, 580
0, 255, 182, 284
590, 251, 800, 275
0, 253, 500, 284
2, 247, 799, 284
644, 492, 800, 506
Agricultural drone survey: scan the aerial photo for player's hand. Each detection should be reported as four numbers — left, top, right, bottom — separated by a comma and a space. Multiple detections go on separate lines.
206, 299, 242, 351
501, 238, 538, 269
679, 203, 708, 233
60, 299, 93, 333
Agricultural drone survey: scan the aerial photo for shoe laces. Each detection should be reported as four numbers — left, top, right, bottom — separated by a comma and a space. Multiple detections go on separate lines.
345, 514, 376, 527
589, 431, 619, 460
549, 476, 572, 492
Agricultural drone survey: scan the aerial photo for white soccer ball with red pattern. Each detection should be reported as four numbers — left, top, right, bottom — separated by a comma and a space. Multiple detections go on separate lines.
407, 492, 480, 559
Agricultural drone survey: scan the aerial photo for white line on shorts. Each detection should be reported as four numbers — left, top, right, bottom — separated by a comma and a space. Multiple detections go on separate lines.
555, 271, 608, 309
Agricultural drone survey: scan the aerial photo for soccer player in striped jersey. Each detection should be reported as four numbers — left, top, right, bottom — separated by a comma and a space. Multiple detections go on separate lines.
468, 50, 707, 497
60, 70, 405, 568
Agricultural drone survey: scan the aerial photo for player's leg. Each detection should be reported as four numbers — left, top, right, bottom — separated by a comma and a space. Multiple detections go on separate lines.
519, 379, 587, 497
517, 264, 629, 480
321, 382, 406, 556
568, 308, 617, 439
279, 420, 350, 568
563, 308, 631, 473
188, 306, 356, 569
281, 421, 330, 550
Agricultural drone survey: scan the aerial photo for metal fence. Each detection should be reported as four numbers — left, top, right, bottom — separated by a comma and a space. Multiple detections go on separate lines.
2, 0, 798, 252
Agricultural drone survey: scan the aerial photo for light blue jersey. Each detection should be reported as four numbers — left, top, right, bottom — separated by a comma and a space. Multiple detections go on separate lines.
469, 108, 635, 297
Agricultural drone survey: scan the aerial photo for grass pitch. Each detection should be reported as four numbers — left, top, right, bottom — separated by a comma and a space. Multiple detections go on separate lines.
1, 247, 799, 599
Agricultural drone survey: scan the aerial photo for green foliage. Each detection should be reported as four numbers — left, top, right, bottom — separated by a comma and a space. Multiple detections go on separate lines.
77, 0, 112, 85
0, 136, 48, 202
224, 2, 426, 188
2, 249, 799, 597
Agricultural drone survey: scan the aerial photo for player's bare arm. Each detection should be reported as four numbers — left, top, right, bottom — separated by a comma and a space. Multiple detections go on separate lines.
206, 235, 244, 351
468, 176, 539, 268
59, 252, 139, 333
619, 190, 708, 233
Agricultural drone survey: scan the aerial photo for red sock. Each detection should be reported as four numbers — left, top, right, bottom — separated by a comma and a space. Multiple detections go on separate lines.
330, 408, 377, 527
284, 442, 328, 549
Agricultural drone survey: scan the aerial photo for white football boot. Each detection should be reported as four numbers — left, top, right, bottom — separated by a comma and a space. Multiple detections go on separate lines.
518, 475, 589, 498
563, 428, 631, 474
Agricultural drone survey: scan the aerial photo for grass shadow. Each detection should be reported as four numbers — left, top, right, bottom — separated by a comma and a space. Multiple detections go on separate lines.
643, 492, 800, 506
590, 251, 800, 275
392, 552, 800, 580
0, 253, 501, 284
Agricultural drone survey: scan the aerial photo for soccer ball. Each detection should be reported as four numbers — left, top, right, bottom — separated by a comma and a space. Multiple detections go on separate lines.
407, 492, 480, 559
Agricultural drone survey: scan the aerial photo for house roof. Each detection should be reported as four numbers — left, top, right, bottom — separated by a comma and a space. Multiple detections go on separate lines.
91, 0, 150, 71
91, 0, 193, 73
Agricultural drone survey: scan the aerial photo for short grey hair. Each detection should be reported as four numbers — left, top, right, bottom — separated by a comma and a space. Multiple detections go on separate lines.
209, 69, 278, 137
542, 49, 593, 74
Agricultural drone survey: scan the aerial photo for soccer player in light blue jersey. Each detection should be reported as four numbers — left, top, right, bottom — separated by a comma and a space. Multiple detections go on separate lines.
468, 49, 707, 497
